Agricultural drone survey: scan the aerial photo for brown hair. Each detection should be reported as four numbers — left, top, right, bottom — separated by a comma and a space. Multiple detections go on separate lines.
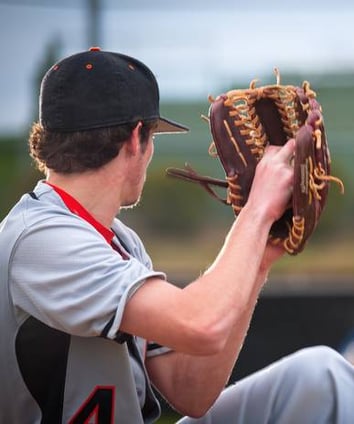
29, 120, 157, 174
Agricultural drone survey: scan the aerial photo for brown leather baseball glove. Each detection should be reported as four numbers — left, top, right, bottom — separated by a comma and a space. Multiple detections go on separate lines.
167, 69, 344, 255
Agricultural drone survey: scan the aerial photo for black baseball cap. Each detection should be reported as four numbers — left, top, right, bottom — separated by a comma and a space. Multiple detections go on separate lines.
39, 47, 189, 134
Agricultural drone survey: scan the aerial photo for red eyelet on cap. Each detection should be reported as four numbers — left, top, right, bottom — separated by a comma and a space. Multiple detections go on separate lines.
89, 46, 101, 51
86, 63, 93, 70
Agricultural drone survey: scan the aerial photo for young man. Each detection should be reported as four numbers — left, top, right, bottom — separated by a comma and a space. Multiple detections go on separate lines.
1, 47, 353, 423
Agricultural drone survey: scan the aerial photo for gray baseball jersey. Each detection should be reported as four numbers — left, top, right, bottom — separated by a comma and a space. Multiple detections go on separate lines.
0, 181, 168, 423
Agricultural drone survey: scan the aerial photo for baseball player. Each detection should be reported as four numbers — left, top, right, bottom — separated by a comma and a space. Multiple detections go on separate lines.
1, 48, 354, 423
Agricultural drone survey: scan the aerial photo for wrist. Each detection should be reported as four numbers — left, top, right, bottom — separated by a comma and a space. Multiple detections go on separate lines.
239, 201, 274, 235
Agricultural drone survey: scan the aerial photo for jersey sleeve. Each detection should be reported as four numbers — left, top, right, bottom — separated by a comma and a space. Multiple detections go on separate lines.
146, 342, 173, 358
10, 214, 165, 340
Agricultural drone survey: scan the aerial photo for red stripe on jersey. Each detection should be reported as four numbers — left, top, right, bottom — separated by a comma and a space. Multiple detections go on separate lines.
45, 182, 115, 244
44, 183, 130, 260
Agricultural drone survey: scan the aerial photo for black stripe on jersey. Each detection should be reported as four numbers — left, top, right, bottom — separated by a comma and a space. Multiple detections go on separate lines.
15, 316, 70, 424
28, 192, 39, 200
126, 337, 161, 420
147, 342, 163, 351
100, 314, 132, 344
112, 233, 130, 254
100, 315, 115, 338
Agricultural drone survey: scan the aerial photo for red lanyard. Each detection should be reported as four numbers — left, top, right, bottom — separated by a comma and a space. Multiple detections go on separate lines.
45, 182, 129, 259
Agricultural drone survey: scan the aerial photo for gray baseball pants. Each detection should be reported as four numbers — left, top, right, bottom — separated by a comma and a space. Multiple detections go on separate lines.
177, 346, 354, 423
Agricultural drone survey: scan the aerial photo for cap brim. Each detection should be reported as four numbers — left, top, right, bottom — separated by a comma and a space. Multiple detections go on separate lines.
154, 117, 189, 134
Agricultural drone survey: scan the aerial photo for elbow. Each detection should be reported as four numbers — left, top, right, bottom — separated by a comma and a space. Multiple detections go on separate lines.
182, 405, 213, 419
185, 319, 229, 356
199, 324, 228, 355
174, 394, 218, 419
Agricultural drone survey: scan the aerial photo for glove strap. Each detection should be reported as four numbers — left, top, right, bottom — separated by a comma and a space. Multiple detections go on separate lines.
166, 164, 229, 205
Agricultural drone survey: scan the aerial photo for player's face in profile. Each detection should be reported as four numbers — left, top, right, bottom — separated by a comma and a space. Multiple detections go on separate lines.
121, 133, 155, 209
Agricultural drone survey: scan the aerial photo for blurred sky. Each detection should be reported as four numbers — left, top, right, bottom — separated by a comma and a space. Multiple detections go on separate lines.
0, 0, 354, 133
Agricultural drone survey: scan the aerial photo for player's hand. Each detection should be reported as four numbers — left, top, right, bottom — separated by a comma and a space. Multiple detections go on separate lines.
247, 138, 295, 224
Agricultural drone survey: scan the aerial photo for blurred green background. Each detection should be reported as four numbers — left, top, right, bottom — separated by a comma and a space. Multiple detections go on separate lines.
6, 81, 354, 424
3, 80, 352, 281
1, 1, 353, 280
127, 83, 354, 280
1, 1, 353, 422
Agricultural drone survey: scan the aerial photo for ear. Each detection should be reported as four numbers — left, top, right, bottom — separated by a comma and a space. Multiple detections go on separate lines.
125, 122, 143, 156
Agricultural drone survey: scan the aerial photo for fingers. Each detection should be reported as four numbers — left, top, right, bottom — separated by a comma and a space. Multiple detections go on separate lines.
256, 139, 295, 178
264, 138, 295, 158
279, 138, 295, 160
250, 138, 295, 223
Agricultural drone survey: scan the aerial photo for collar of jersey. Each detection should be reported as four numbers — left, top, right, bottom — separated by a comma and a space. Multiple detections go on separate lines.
44, 181, 114, 245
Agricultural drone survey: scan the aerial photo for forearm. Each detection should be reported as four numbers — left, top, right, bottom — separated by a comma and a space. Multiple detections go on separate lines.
182, 204, 273, 345
168, 305, 258, 416
122, 202, 274, 357
150, 262, 273, 417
